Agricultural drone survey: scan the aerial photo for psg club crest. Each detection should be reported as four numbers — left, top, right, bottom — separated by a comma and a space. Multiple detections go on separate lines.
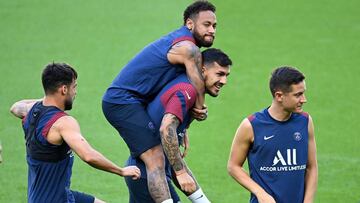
293, 132, 302, 141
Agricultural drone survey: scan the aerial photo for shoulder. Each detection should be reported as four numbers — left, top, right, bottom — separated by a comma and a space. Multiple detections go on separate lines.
247, 114, 256, 122
300, 112, 313, 122
170, 26, 195, 45
53, 115, 79, 130
235, 117, 254, 136
241, 117, 253, 131
176, 40, 198, 50
246, 111, 263, 123
306, 113, 314, 128
175, 81, 196, 102
174, 77, 197, 97
162, 75, 196, 98
234, 118, 254, 143
300, 111, 310, 118
170, 40, 200, 57
161, 81, 197, 105
296, 111, 312, 123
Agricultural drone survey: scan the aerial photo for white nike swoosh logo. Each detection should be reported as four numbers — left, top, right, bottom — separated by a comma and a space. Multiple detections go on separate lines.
264, 135, 275, 140
184, 90, 191, 100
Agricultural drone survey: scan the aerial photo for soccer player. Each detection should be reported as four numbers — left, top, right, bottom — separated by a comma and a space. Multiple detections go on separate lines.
227, 66, 318, 203
10, 63, 141, 203
102, 1, 217, 203
125, 48, 232, 203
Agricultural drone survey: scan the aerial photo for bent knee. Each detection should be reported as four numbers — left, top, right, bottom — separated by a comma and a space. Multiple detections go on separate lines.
140, 145, 165, 168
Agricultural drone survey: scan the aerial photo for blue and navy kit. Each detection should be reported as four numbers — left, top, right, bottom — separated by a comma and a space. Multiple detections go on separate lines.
147, 74, 196, 138
247, 108, 309, 203
103, 26, 195, 104
125, 74, 196, 203
22, 102, 73, 202
22, 102, 93, 203
126, 74, 196, 179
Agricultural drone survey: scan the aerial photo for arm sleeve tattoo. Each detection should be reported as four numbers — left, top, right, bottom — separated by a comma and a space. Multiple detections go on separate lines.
160, 113, 185, 172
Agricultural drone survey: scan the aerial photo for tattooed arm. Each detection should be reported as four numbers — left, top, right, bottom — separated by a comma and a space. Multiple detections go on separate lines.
10, 99, 42, 119
160, 113, 197, 193
167, 41, 207, 121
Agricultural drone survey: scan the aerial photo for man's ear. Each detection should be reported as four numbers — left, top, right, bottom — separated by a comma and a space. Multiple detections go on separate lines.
274, 91, 284, 102
185, 18, 194, 30
60, 85, 68, 95
201, 65, 208, 78
201, 65, 207, 73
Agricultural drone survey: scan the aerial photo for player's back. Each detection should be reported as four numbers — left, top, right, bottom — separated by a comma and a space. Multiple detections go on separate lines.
103, 26, 195, 105
23, 102, 74, 203
247, 108, 309, 203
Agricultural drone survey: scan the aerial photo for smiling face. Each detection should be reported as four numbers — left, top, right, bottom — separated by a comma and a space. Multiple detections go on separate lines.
188, 10, 217, 47
276, 81, 307, 113
202, 62, 230, 97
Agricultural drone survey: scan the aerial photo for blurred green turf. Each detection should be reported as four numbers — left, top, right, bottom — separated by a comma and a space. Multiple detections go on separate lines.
1, 0, 359, 202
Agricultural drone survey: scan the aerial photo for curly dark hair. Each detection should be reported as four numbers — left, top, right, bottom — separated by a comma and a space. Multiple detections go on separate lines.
183, 1, 216, 25
42, 62, 77, 94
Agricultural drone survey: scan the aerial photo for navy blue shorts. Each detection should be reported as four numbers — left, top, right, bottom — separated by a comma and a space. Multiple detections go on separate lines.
102, 101, 160, 157
71, 190, 95, 203
125, 177, 180, 203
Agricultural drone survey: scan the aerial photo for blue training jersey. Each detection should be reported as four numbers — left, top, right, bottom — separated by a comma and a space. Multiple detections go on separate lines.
247, 108, 309, 203
22, 102, 75, 203
126, 74, 196, 178
103, 26, 196, 104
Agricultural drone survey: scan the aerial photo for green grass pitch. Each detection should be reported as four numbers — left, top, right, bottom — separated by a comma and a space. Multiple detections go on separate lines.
1, 0, 359, 202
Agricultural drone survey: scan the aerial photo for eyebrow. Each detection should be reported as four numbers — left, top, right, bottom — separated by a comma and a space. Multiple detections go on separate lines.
294, 90, 305, 95
218, 70, 230, 75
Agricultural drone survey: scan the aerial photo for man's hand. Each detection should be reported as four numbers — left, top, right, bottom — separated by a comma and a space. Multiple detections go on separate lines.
257, 192, 276, 203
191, 105, 208, 121
121, 166, 141, 180
176, 170, 197, 193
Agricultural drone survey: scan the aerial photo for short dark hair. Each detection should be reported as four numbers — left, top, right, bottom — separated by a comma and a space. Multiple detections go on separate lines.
269, 66, 305, 97
202, 48, 232, 67
183, 1, 216, 25
42, 62, 77, 95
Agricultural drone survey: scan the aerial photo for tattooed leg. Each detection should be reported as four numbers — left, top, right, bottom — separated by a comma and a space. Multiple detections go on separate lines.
140, 144, 172, 203
148, 167, 171, 202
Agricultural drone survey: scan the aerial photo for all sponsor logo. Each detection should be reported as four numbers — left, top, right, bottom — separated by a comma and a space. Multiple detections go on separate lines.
260, 148, 306, 172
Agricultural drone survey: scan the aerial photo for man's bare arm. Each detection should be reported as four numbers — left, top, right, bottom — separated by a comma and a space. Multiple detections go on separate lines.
168, 41, 205, 111
160, 113, 184, 172
10, 99, 42, 119
57, 116, 140, 179
303, 115, 318, 203
160, 113, 196, 193
227, 119, 276, 203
